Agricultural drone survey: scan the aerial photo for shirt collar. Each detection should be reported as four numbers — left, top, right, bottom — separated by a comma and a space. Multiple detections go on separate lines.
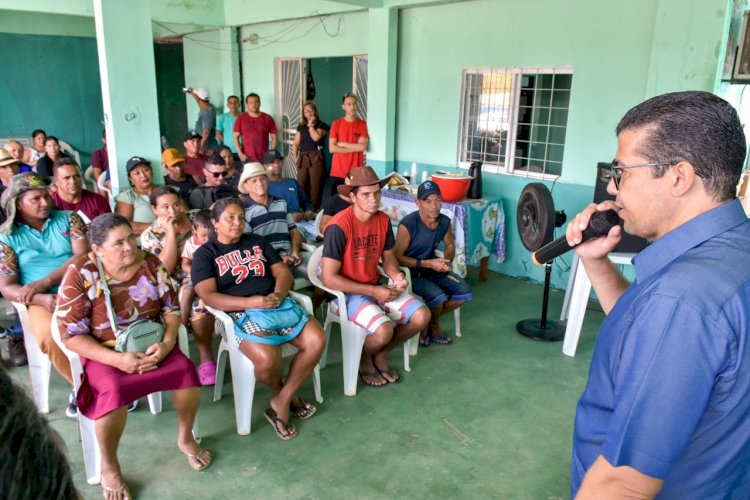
633, 199, 748, 282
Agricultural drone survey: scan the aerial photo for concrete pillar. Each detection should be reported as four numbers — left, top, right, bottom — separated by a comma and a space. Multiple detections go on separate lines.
93, 0, 163, 194
366, 7, 398, 176
219, 27, 241, 103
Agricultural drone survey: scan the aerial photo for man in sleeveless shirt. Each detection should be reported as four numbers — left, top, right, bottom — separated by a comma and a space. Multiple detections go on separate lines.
394, 181, 472, 347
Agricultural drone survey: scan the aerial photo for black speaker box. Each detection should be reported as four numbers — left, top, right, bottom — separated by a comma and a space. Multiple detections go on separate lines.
594, 162, 649, 253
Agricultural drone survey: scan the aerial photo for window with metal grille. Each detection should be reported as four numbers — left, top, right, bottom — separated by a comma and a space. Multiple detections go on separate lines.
457, 67, 573, 179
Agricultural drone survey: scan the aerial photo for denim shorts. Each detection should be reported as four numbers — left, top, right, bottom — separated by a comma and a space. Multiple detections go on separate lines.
410, 271, 473, 308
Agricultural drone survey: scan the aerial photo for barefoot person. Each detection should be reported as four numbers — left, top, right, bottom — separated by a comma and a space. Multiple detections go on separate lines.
321, 166, 430, 387
57, 213, 210, 499
193, 198, 324, 440
394, 180, 472, 346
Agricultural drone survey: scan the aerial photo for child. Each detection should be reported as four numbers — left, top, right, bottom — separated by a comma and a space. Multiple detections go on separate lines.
179, 210, 213, 327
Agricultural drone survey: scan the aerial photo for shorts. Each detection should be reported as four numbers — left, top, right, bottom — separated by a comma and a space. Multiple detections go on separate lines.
332, 292, 424, 334
410, 271, 473, 308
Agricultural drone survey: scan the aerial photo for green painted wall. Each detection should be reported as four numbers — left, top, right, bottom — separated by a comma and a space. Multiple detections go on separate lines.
183, 31, 226, 134
0, 32, 103, 167
0, 11, 94, 36
181, 0, 729, 289
309, 56, 354, 166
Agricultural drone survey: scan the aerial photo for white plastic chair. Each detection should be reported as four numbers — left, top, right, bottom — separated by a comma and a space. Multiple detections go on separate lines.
11, 301, 51, 414
97, 173, 115, 211
401, 249, 463, 357
314, 209, 325, 237
83, 165, 98, 193
59, 140, 81, 168
307, 246, 414, 397
206, 290, 323, 435
51, 317, 196, 485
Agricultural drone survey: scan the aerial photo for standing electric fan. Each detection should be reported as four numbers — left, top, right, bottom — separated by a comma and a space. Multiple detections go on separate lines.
515, 183, 566, 341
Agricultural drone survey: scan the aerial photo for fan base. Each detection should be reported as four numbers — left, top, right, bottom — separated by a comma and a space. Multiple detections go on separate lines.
516, 319, 565, 342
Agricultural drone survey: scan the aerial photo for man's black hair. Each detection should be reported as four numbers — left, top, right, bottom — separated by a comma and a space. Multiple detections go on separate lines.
616, 91, 746, 201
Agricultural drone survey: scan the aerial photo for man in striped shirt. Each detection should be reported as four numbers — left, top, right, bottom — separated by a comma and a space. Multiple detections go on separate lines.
238, 162, 304, 272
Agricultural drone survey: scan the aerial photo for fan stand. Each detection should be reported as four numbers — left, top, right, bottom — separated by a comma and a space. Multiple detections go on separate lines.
516, 261, 565, 341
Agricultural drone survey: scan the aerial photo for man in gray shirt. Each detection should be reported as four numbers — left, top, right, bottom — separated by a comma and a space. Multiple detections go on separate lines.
187, 87, 218, 155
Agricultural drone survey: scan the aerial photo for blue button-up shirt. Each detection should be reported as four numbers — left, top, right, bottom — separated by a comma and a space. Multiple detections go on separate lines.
572, 199, 750, 498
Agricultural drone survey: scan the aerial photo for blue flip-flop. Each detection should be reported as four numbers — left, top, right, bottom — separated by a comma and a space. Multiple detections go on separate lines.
419, 333, 431, 348
429, 334, 453, 346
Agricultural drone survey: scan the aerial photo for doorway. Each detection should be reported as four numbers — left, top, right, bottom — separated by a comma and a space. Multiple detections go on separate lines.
275, 55, 367, 179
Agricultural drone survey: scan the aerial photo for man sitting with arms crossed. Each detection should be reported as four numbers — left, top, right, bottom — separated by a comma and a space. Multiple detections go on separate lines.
568, 91, 750, 498
394, 180, 472, 347
321, 166, 430, 387
51, 158, 111, 224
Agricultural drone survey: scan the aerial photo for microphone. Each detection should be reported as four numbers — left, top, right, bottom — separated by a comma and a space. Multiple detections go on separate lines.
531, 209, 620, 266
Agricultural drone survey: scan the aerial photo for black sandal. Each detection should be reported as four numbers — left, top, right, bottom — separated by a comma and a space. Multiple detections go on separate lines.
264, 408, 297, 440
290, 398, 317, 420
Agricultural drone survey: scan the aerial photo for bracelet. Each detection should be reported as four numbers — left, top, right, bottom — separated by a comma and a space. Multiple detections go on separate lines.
416, 259, 422, 268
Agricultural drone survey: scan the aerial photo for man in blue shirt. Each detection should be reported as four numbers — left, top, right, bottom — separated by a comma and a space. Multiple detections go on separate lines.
264, 149, 317, 240
567, 91, 750, 498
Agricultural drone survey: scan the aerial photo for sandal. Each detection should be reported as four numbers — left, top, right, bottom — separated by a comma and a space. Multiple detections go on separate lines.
182, 447, 212, 471
374, 365, 400, 384
197, 361, 216, 386
359, 370, 388, 387
102, 483, 130, 500
419, 333, 431, 348
430, 334, 453, 346
264, 408, 297, 440
290, 398, 317, 420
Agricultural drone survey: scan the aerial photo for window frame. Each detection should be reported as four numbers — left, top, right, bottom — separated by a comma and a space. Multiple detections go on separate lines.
456, 66, 573, 181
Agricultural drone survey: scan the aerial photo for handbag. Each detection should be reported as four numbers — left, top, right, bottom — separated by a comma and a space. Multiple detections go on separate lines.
97, 257, 164, 353
233, 297, 307, 345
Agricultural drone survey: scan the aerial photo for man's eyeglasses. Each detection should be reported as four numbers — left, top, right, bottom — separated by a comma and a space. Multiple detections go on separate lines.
207, 170, 228, 178
609, 159, 679, 189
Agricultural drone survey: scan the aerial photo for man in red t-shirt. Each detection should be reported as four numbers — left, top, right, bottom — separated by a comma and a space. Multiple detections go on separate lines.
329, 92, 369, 196
233, 93, 278, 164
183, 131, 206, 185
321, 166, 429, 388
51, 158, 111, 224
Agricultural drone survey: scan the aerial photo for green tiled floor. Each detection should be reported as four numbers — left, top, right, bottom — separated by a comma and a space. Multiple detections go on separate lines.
3, 274, 605, 499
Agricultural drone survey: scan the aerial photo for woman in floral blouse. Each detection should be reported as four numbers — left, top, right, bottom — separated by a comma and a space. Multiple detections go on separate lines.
56, 213, 211, 499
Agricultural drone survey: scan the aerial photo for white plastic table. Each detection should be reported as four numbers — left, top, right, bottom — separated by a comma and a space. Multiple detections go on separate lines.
560, 252, 635, 357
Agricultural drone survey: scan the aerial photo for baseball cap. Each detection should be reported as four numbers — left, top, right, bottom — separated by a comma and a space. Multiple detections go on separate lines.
262, 149, 283, 164
193, 88, 209, 101
161, 148, 185, 167
184, 131, 201, 141
417, 180, 442, 200
125, 156, 151, 173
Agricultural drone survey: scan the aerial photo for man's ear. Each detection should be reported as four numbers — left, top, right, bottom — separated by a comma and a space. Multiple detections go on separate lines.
670, 161, 698, 196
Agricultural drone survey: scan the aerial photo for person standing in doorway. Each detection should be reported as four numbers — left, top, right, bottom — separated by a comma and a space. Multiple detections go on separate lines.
291, 101, 329, 210
328, 92, 368, 196
233, 93, 277, 164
